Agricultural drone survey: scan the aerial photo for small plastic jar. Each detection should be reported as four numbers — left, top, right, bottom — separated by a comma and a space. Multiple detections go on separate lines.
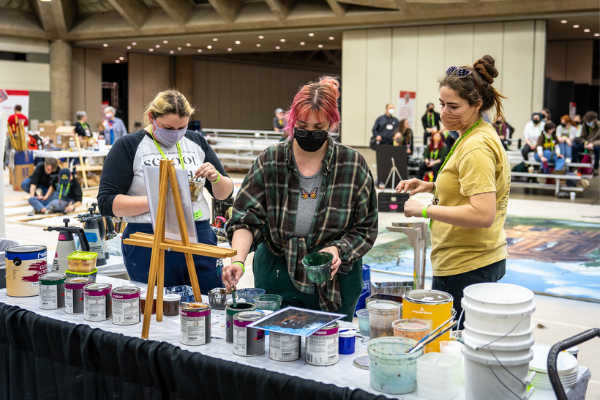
339, 329, 356, 355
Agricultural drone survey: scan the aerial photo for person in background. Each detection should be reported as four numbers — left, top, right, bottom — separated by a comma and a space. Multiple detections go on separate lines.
556, 115, 576, 164
417, 131, 447, 181
422, 102, 441, 145
372, 103, 399, 146
45, 168, 83, 214
103, 106, 127, 145
8, 105, 28, 132
535, 122, 564, 173
493, 115, 514, 150
21, 157, 59, 197
521, 112, 544, 160
273, 108, 287, 140
582, 111, 600, 173
541, 108, 552, 123
571, 114, 585, 162
392, 118, 414, 155
74, 111, 92, 139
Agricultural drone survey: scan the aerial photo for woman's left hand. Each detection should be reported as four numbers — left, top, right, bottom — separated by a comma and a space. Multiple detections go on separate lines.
404, 198, 424, 218
194, 162, 219, 182
320, 246, 341, 280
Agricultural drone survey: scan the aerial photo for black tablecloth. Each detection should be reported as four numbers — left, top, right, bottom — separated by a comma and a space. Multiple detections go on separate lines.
0, 303, 387, 400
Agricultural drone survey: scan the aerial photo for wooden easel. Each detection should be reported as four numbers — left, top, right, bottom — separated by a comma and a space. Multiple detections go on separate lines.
123, 159, 236, 339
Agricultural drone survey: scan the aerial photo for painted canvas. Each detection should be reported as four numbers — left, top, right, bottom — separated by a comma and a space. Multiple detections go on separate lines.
247, 306, 346, 337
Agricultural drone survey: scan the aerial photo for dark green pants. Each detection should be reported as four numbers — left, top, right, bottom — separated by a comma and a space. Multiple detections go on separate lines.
253, 244, 363, 322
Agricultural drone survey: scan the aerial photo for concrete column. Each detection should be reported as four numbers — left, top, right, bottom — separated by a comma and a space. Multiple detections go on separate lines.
175, 56, 194, 107
50, 40, 72, 122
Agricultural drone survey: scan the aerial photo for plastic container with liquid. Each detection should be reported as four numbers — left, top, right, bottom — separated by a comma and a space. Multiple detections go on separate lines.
368, 337, 422, 395
366, 300, 401, 339
67, 251, 98, 273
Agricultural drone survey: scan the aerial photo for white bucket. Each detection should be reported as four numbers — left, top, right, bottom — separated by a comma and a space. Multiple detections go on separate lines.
463, 345, 536, 400
462, 297, 534, 335
462, 325, 535, 351
463, 283, 534, 312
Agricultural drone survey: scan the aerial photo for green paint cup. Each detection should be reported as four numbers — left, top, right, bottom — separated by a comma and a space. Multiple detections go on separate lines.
302, 252, 334, 284
253, 294, 283, 311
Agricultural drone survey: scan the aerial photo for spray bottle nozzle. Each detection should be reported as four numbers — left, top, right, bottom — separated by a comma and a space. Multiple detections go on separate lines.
63, 218, 70, 227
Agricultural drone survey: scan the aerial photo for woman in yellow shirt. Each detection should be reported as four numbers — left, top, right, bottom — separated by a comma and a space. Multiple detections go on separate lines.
396, 55, 510, 324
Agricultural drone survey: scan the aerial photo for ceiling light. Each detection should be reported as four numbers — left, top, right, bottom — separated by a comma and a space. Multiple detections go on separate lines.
103, 44, 108, 47
127, 46, 131, 49
308, 33, 314, 37
163, 40, 168, 44
213, 38, 218, 41
197, 49, 203, 52
258, 35, 264, 39
186, 43, 191, 46
132, 42, 137, 45
40, 0, 51, 2
235, 41, 241, 45
561, 20, 567, 23
155, 44, 160, 48
115, 60, 120, 63
318, 44, 323, 48
256, 44, 261, 47
573, 25, 579, 28
584, 29, 590, 32
170, 50, 174, 54
300, 42, 305, 45
329, 36, 334, 40
227, 48, 232, 51
177, 47, 182, 50
149, 49, 154, 52
275, 46, 280, 50
595, 33, 600, 37
280, 39, 286, 42
119, 56, 124, 60
207, 45, 212, 49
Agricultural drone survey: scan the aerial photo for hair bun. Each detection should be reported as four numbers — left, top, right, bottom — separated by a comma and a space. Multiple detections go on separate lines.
318, 76, 340, 98
473, 55, 498, 84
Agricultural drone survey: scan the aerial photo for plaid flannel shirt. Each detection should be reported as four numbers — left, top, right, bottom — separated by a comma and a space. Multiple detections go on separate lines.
226, 137, 378, 311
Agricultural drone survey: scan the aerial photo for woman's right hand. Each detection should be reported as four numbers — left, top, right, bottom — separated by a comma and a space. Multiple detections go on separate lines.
395, 178, 432, 196
541, 156, 548, 163
222, 263, 244, 291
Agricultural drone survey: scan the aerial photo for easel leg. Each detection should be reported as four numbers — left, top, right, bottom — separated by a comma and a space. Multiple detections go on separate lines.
185, 253, 202, 303
156, 249, 165, 321
142, 244, 161, 339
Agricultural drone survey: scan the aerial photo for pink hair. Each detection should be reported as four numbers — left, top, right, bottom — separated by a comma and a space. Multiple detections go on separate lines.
284, 76, 341, 138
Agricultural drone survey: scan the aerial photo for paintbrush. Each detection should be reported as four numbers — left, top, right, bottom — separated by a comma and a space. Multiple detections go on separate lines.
406, 321, 458, 354
411, 315, 455, 349
231, 289, 237, 307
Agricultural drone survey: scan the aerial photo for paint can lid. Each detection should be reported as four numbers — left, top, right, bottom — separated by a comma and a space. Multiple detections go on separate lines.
113, 286, 141, 295
339, 329, 357, 338
181, 302, 210, 312
403, 289, 453, 304
6, 245, 47, 254
40, 272, 66, 282
84, 283, 112, 291
234, 311, 263, 322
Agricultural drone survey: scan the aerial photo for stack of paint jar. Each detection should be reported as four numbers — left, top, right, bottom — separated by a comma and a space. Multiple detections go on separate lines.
460, 283, 536, 400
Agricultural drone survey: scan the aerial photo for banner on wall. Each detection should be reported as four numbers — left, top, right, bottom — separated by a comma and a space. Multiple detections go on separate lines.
0, 90, 30, 120
397, 91, 416, 127
569, 102, 576, 119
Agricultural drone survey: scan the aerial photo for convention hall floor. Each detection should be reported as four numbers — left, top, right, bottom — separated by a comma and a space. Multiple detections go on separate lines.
2, 153, 599, 398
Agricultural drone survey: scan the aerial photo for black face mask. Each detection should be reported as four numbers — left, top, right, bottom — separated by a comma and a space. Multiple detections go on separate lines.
294, 127, 329, 152
574, 121, 580, 126
561, 123, 566, 127
428, 108, 434, 112
533, 119, 540, 124
496, 120, 502, 125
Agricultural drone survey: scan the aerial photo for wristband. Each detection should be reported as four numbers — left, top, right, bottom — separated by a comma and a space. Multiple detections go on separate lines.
430, 182, 436, 194
211, 171, 221, 183
232, 261, 245, 273
422, 204, 431, 219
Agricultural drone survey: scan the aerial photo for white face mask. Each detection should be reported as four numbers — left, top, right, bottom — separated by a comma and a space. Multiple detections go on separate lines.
389, 109, 395, 115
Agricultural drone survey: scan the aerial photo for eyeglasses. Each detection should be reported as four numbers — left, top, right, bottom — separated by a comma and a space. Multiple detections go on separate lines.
446, 66, 481, 94
294, 127, 329, 140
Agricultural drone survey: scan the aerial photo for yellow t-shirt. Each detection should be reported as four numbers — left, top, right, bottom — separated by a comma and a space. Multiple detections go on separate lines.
431, 121, 510, 276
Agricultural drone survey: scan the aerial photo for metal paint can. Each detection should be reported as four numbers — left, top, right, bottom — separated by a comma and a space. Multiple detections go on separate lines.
83, 283, 112, 321
180, 302, 211, 346
306, 322, 339, 366
225, 302, 256, 343
269, 331, 301, 362
65, 277, 92, 314
233, 311, 265, 357
112, 286, 141, 325
5, 245, 47, 297
39, 272, 66, 309
402, 289, 453, 353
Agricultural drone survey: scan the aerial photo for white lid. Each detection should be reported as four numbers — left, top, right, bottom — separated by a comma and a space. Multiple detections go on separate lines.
339, 329, 356, 338
163, 294, 180, 302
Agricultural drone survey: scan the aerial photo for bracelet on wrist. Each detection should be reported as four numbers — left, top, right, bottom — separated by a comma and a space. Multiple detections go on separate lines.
232, 261, 245, 273
422, 204, 431, 219
211, 171, 221, 184
430, 182, 436, 194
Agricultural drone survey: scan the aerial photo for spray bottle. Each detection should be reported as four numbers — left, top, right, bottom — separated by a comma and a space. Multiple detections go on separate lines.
78, 207, 107, 266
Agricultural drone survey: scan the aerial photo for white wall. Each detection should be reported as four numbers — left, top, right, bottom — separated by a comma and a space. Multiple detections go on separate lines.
341, 20, 547, 147
0, 36, 50, 91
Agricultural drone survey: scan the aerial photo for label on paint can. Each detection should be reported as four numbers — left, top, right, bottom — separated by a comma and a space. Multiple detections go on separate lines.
65, 277, 91, 314
233, 311, 265, 357
180, 303, 211, 346
306, 323, 339, 366
40, 285, 58, 309
112, 287, 141, 325
84, 283, 112, 321
269, 331, 301, 361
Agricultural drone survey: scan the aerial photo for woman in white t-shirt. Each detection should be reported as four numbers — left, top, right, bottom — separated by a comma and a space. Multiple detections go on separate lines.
556, 114, 577, 164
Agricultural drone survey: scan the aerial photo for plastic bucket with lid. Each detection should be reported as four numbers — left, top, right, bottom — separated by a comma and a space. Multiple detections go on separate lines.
368, 337, 423, 395
462, 345, 536, 400
463, 283, 534, 312
462, 297, 535, 335
462, 325, 535, 351
366, 300, 401, 339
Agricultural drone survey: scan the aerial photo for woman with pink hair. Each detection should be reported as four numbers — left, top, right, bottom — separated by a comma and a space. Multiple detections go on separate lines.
223, 76, 378, 320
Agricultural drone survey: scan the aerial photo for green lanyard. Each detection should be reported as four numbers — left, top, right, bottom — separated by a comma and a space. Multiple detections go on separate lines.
544, 135, 554, 149
149, 127, 185, 170
81, 122, 89, 130
429, 113, 434, 128
58, 182, 70, 200
431, 149, 439, 159
437, 119, 482, 177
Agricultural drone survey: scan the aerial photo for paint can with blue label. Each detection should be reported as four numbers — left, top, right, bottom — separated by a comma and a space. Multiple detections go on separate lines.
5, 245, 48, 297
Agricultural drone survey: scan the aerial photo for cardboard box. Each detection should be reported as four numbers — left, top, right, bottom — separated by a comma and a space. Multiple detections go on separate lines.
55, 120, 64, 129
56, 134, 75, 150
11, 151, 34, 191
38, 123, 57, 143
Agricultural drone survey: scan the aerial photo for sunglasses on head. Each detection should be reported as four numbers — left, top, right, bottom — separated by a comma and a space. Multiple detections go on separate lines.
293, 127, 329, 140
446, 66, 481, 94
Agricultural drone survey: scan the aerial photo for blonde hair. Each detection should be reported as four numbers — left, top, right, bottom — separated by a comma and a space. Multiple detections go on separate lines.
143, 89, 195, 125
